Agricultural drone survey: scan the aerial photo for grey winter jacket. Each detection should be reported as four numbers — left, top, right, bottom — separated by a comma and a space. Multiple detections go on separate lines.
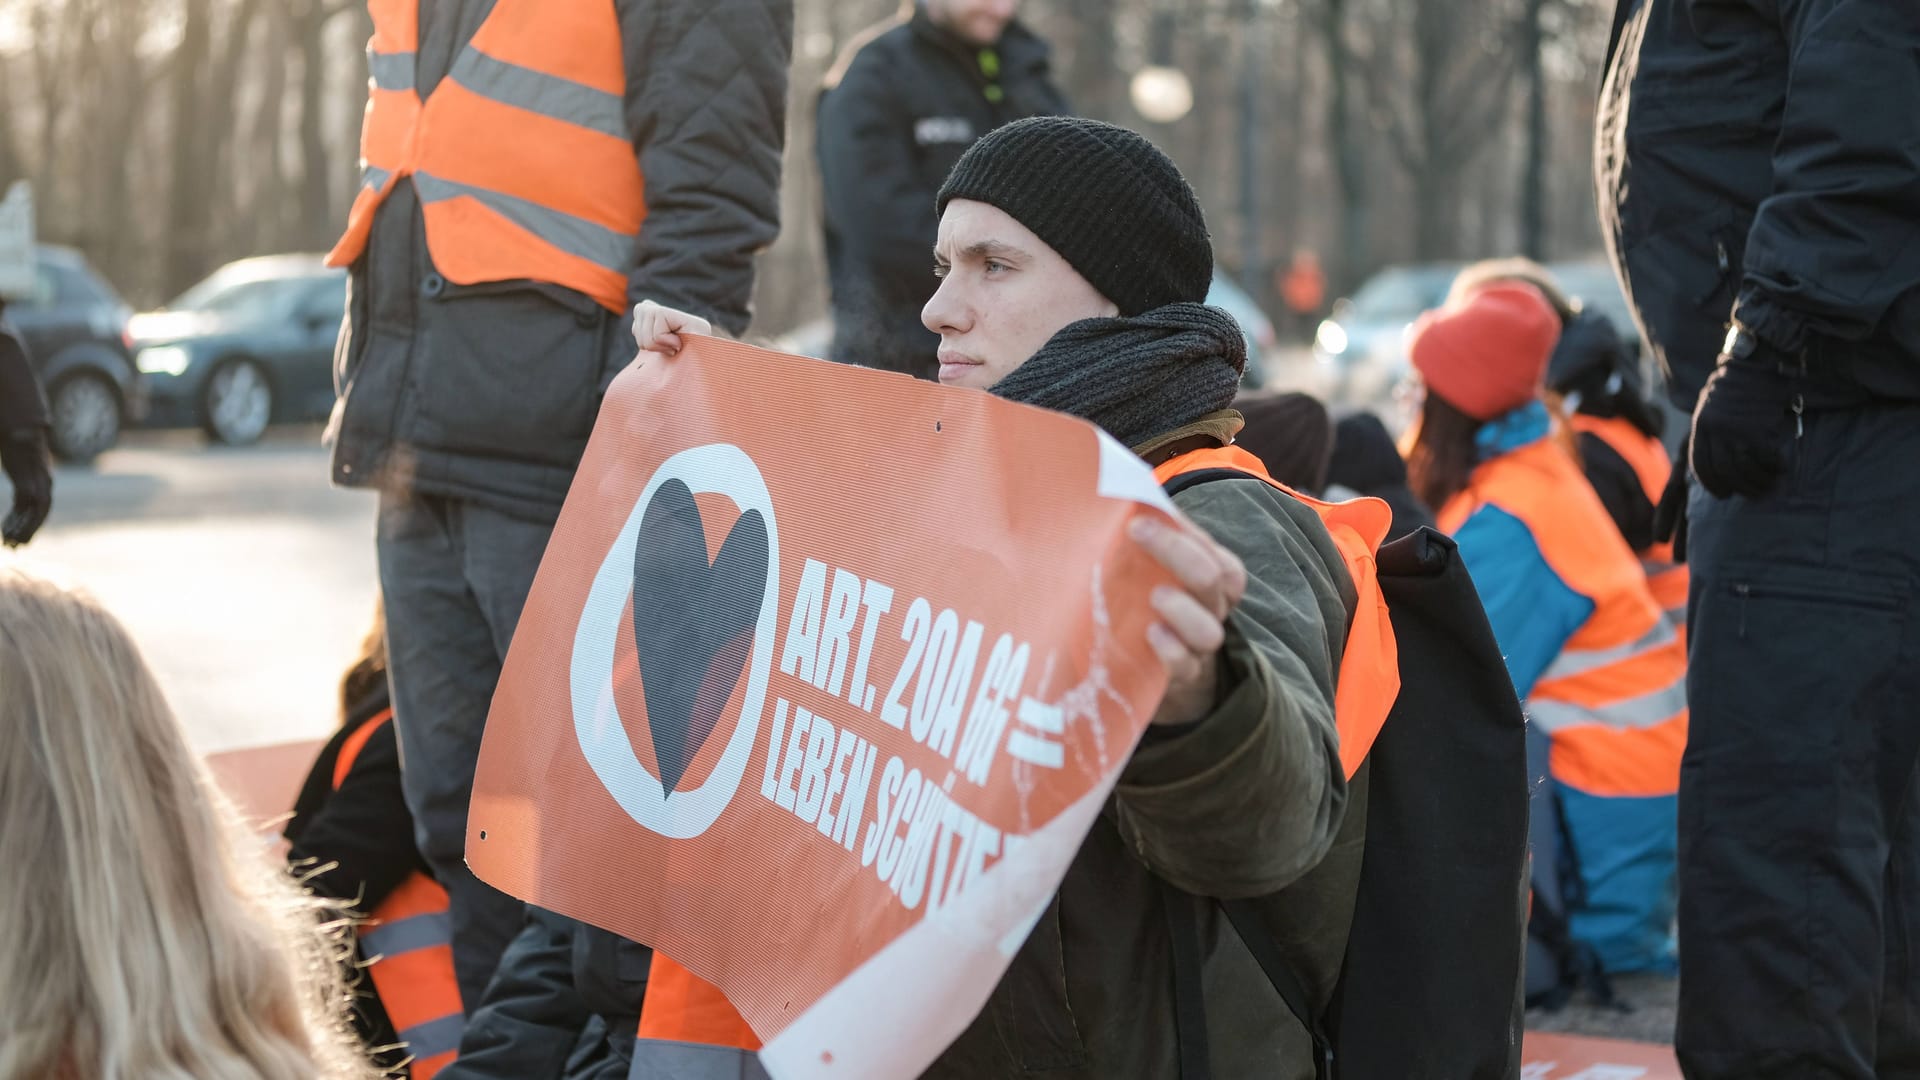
326, 0, 793, 522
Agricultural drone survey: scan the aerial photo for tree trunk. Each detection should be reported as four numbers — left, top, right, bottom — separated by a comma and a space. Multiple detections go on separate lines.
1519, 0, 1549, 259
29, 3, 71, 226
296, 0, 341, 250
338, 2, 377, 227
86, 11, 146, 279
210, 0, 268, 252
248, 3, 291, 250
1061, 0, 1121, 119
164, 0, 215, 296
1234, 0, 1262, 289
1315, 0, 1368, 293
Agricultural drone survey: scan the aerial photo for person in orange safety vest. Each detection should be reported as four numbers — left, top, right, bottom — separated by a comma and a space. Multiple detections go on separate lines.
286, 605, 461, 1078
1449, 258, 1687, 631
322, 0, 793, 1068
1404, 282, 1685, 984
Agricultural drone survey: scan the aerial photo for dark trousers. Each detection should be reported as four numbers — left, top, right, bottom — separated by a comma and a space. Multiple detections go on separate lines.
1678, 402, 1920, 1078
377, 491, 555, 1013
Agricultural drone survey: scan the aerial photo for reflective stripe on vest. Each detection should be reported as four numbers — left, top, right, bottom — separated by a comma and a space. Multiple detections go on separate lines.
1153, 445, 1401, 779
629, 954, 767, 1079
333, 708, 463, 1079
1438, 438, 1687, 798
328, 0, 645, 312
1572, 413, 1690, 629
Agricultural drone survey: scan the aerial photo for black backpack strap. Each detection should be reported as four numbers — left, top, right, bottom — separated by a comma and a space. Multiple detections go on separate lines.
1161, 466, 1261, 499
1220, 899, 1335, 1080
1161, 463, 1336, 1078
1158, 877, 1214, 1080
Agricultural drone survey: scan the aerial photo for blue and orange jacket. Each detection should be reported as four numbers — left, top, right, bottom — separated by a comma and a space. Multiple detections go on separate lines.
1436, 403, 1687, 800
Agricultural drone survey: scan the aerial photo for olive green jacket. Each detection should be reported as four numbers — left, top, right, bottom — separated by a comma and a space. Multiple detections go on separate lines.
924, 416, 1367, 1079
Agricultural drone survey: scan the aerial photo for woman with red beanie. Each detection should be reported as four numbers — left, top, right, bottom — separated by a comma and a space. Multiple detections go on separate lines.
1403, 283, 1687, 998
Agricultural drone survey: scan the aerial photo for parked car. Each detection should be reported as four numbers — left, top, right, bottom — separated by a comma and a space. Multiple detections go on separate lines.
130, 254, 346, 445
1311, 262, 1463, 410
4, 244, 139, 463
768, 264, 1279, 386
1312, 262, 1463, 372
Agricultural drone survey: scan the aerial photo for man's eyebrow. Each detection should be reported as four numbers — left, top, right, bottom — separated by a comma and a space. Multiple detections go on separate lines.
962, 239, 1029, 260
934, 239, 1030, 262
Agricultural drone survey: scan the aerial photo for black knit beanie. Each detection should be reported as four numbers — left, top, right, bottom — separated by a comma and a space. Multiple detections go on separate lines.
936, 116, 1213, 316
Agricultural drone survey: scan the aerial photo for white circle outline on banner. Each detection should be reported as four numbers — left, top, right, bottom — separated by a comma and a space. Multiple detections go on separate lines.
570, 442, 780, 840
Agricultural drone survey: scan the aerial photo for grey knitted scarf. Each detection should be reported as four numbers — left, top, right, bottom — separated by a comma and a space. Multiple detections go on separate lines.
988, 302, 1247, 447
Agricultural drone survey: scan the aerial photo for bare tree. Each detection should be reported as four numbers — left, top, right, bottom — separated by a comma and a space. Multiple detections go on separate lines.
1307, 0, 1372, 291
1358, 0, 1524, 261
1519, 0, 1552, 258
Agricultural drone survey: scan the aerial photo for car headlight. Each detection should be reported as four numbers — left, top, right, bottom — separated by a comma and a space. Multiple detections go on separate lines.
1314, 320, 1349, 358
135, 346, 192, 377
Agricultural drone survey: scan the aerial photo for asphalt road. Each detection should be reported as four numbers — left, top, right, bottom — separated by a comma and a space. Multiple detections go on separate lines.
5, 425, 378, 754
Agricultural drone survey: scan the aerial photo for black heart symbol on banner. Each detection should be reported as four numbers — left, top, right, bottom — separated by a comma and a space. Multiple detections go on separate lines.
630, 478, 771, 793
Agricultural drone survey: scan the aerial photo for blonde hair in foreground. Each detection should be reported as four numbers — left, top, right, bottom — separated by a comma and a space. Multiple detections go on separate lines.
0, 569, 377, 1080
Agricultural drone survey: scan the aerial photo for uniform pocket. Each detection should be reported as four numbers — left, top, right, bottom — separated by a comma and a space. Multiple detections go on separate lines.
1688, 562, 1906, 769
1616, 209, 1752, 390
412, 282, 607, 468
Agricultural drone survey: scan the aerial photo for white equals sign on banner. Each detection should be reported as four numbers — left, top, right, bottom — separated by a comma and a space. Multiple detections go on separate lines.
1005, 698, 1064, 769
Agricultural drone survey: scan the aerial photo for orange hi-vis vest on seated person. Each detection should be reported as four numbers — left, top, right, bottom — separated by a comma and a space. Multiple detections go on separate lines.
630, 954, 766, 1079
1438, 438, 1688, 799
333, 709, 462, 1079
1154, 444, 1400, 779
326, 0, 645, 313
1570, 413, 1689, 628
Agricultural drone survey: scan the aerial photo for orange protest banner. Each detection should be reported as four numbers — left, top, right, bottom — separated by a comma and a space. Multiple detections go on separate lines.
467, 336, 1184, 1077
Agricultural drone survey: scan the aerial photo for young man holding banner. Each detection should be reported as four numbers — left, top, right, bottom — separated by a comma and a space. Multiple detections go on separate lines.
628, 115, 1394, 1078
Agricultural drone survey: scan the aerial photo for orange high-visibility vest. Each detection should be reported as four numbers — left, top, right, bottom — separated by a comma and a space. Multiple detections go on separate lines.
326, 0, 646, 313
1439, 438, 1688, 798
630, 954, 764, 1077
334, 709, 463, 1079
1570, 413, 1689, 628
1154, 444, 1400, 779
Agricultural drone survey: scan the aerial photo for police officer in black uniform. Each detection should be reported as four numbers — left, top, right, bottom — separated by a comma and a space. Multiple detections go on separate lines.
1599, 1, 1920, 1074
817, 0, 1069, 380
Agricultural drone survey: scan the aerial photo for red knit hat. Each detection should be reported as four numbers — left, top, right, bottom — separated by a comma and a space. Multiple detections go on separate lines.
1408, 282, 1562, 421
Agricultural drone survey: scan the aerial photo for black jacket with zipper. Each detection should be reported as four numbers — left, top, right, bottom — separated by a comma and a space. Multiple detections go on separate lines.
1596, 0, 1920, 410
817, 5, 1068, 380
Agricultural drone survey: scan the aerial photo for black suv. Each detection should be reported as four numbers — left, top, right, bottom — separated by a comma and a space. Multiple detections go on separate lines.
5, 245, 138, 462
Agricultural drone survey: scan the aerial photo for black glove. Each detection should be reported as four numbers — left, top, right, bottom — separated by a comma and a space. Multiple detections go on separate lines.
2, 427, 53, 547
1689, 358, 1799, 499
